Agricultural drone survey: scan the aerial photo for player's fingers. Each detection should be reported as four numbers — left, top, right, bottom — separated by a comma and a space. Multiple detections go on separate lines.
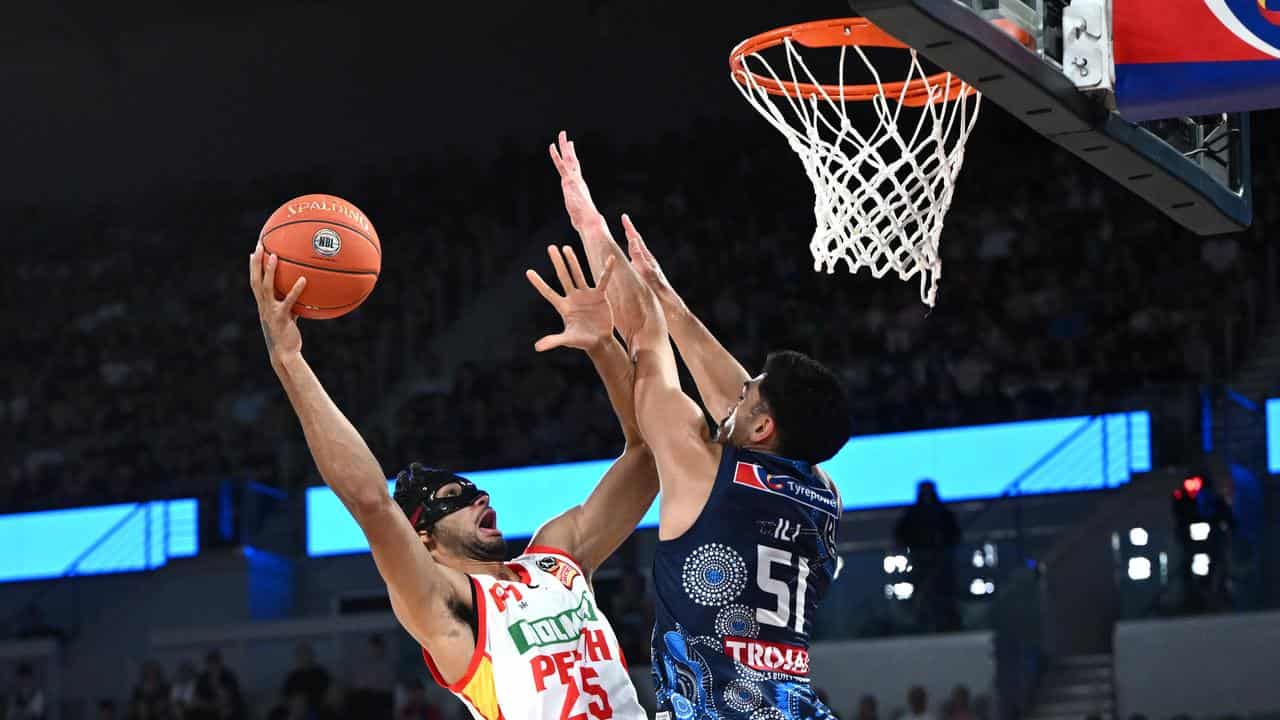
625, 215, 657, 265
549, 143, 563, 172
534, 333, 568, 353
562, 246, 589, 290
249, 242, 262, 294
621, 214, 645, 261
597, 255, 617, 293
547, 245, 575, 292
281, 276, 307, 313
566, 140, 580, 170
524, 269, 563, 308
263, 252, 279, 302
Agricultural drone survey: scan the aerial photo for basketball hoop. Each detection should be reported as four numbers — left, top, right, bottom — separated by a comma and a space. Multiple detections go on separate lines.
730, 17, 1031, 306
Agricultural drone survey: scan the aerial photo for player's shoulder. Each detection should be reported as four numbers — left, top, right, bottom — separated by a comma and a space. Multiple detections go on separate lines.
517, 544, 587, 587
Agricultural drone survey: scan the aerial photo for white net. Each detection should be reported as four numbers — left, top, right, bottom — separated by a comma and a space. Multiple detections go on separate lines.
732, 36, 982, 306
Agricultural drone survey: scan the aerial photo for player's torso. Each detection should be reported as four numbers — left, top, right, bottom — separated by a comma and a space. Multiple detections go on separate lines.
651, 447, 840, 720
424, 549, 646, 720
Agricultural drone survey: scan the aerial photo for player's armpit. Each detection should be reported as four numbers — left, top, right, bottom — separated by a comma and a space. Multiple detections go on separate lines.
355, 498, 475, 680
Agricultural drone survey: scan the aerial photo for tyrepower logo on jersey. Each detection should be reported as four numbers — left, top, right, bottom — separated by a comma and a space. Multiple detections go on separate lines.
733, 462, 839, 518
723, 637, 810, 676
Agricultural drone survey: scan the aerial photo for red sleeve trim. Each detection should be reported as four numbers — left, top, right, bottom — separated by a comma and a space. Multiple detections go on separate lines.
420, 576, 488, 693
523, 544, 585, 574
506, 562, 533, 586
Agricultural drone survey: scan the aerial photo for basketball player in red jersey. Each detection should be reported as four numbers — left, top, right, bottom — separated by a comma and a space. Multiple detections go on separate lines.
249, 240, 654, 720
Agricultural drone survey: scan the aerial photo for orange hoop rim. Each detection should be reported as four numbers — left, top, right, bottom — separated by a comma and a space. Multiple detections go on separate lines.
729, 17, 1033, 108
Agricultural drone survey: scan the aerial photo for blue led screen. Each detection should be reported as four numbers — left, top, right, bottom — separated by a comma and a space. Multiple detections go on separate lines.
1267, 399, 1280, 473
0, 499, 198, 583
307, 412, 1150, 556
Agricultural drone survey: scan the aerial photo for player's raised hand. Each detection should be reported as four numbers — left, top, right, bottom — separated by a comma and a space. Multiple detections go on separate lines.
526, 247, 617, 353
549, 130, 602, 232
621, 214, 679, 306
249, 240, 308, 362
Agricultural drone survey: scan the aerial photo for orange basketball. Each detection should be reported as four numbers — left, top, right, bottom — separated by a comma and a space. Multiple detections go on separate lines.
258, 194, 381, 320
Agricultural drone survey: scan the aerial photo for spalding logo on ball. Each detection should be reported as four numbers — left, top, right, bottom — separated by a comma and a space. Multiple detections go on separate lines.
259, 194, 380, 320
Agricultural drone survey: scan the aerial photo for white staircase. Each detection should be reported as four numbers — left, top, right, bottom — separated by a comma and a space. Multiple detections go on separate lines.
1025, 654, 1115, 720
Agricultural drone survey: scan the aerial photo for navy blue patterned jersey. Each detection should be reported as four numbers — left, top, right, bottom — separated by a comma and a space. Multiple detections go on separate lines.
651, 445, 841, 720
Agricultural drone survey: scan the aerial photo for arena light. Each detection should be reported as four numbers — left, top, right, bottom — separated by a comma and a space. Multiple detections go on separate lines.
883, 554, 910, 574
892, 582, 915, 600
1183, 476, 1204, 498
1129, 527, 1149, 546
983, 542, 997, 568
1128, 557, 1152, 581
972, 550, 985, 568
968, 578, 995, 596
1189, 522, 1211, 541
1192, 553, 1211, 576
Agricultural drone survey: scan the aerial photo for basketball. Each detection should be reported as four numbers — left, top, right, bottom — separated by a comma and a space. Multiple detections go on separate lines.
258, 194, 381, 320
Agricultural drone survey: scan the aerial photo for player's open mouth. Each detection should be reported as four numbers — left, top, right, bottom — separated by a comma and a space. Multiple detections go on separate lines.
478, 508, 499, 534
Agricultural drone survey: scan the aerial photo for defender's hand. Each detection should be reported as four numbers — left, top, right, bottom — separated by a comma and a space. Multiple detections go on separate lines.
622, 214, 679, 307
549, 130, 602, 232
249, 240, 307, 362
526, 246, 617, 353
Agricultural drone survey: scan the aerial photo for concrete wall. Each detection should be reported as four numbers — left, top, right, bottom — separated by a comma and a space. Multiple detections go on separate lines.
1115, 610, 1280, 719
809, 632, 996, 719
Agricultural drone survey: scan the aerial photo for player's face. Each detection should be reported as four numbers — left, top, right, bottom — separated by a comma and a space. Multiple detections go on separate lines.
716, 374, 767, 446
426, 482, 506, 561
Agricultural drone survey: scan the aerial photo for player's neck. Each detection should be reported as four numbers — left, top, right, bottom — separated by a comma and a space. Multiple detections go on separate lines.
452, 558, 517, 581
742, 440, 780, 456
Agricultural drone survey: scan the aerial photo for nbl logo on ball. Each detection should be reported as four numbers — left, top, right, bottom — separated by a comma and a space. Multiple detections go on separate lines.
312, 228, 341, 257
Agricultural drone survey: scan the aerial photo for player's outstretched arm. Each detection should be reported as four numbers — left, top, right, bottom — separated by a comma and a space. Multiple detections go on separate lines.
522, 246, 658, 574
624, 216, 751, 425
549, 131, 651, 347
617, 230, 723, 538
249, 243, 473, 671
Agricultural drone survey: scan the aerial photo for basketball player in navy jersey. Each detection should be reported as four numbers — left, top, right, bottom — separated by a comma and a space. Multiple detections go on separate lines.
550, 132, 852, 719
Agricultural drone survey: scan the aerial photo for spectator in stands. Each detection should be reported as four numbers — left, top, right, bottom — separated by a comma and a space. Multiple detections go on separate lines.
278, 642, 331, 718
194, 650, 245, 720
854, 695, 878, 720
170, 661, 198, 720
347, 634, 394, 719
4, 663, 45, 720
903, 686, 935, 720
129, 660, 172, 720
894, 481, 961, 632
398, 679, 442, 720
945, 686, 975, 720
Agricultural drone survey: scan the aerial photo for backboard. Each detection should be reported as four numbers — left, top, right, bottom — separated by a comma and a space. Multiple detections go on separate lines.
847, 0, 1269, 235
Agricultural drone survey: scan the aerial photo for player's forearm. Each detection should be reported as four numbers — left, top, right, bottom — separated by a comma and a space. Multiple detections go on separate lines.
272, 352, 390, 513
630, 303, 686, 445
586, 336, 643, 447
661, 300, 751, 419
